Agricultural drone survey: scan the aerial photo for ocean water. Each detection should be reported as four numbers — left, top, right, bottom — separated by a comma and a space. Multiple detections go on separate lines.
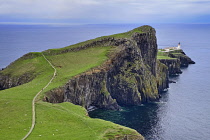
1, 24, 210, 140
90, 24, 210, 140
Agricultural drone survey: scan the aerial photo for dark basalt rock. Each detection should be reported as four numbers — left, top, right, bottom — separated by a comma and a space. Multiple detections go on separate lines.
169, 80, 176, 83
64, 71, 121, 110
46, 26, 167, 110
0, 25, 194, 111
168, 50, 195, 67
0, 52, 40, 90
159, 59, 182, 75
156, 60, 169, 93
0, 73, 34, 90
157, 49, 195, 81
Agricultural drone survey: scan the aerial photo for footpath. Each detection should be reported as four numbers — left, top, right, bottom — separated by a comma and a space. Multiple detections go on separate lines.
22, 54, 56, 140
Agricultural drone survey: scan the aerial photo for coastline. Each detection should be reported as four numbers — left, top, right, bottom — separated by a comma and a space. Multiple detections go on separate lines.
0, 25, 195, 139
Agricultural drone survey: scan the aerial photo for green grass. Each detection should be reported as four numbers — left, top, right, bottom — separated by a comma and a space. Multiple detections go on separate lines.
157, 50, 176, 60
0, 25, 152, 139
42, 46, 112, 94
0, 55, 54, 139
171, 52, 182, 55
157, 51, 168, 55
42, 25, 153, 55
42, 38, 106, 55
157, 56, 176, 59
29, 102, 140, 140
0, 45, 142, 139
1, 53, 42, 77
110, 25, 153, 38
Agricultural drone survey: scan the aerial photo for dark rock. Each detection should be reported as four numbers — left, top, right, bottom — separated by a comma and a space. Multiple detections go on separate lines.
0, 52, 41, 90
189, 60, 196, 64
46, 26, 167, 110
168, 50, 195, 67
159, 59, 182, 75
169, 80, 176, 83
156, 60, 169, 93
0, 25, 194, 111
0, 73, 34, 90
63, 71, 121, 110
157, 49, 195, 83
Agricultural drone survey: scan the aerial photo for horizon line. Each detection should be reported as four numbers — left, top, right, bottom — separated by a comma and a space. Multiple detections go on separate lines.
0, 22, 210, 26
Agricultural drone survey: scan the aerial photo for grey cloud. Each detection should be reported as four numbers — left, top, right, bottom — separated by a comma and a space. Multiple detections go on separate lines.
0, 0, 209, 23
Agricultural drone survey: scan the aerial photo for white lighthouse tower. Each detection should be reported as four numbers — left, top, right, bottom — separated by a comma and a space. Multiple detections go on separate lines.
177, 42, 181, 49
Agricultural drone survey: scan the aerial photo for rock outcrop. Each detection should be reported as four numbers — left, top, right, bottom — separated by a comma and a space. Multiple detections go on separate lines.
0, 52, 40, 90
156, 60, 169, 93
45, 26, 168, 110
0, 25, 195, 111
159, 59, 182, 75
158, 49, 195, 76
0, 73, 33, 90
168, 50, 195, 67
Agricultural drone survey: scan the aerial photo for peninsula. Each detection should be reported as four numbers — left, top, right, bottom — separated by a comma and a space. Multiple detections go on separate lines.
0, 25, 194, 140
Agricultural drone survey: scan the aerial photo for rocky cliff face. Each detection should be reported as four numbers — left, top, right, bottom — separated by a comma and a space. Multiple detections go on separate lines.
168, 50, 195, 67
45, 26, 168, 110
0, 52, 39, 90
0, 73, 33, 90
159, 59, 182, 75
158, 49, 195, 76
156, 60, 169, 93
0, 25, 194, 111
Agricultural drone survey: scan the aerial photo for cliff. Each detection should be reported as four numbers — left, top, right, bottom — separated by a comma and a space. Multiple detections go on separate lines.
0, 26, 194, 111
44, 26, 167, 110
0, 73, 33, 90
159, 59, 182, 75
168, 50, 195, 66
0, 52, 40, 90
0, 25, 195, 140
156, 60, 169, 93
158, 49, 195, 76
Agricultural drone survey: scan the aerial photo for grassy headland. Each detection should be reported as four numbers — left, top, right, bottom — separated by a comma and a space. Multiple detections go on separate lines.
157, 49, 181, 60
0, 37, 143, 139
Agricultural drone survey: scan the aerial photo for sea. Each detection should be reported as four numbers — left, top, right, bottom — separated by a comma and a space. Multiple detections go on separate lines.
0, 24, 210, 140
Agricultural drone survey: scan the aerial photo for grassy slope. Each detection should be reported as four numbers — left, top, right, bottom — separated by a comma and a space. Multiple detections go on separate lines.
157, 48, 185, 60
0, 46, 142, 139
42, 47, 111, 93
43, 25, 152, 55
157, 50, 177, 60
0, 56, 53, 139
31, 102, 139, 140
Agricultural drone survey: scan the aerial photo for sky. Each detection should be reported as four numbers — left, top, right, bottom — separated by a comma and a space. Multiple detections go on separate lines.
0, 0, 210, 25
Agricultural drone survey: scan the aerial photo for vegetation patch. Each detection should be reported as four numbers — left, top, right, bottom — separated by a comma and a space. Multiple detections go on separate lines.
110, 25, 153, 39
157, 50, 177, 60
41, 25, 153, 55
157, 56, 176, 59
0, 26, 155, 139
0, 44, 141, 139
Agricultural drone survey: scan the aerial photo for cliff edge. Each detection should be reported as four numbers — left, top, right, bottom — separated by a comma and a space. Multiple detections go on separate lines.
0, 25, 195, 111
44, 25, 167, 110
0, 25, 195, 140
158, 49, 195, 76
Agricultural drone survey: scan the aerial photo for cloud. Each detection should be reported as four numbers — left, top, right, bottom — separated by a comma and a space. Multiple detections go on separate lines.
0, 0, 210, 23
0, 0, 99, 19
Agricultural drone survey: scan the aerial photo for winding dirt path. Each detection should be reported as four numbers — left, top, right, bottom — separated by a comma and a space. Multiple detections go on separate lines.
22, 53, 56, 140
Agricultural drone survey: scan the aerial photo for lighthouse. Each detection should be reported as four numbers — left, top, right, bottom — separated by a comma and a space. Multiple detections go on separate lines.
177, 42, 181, 49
